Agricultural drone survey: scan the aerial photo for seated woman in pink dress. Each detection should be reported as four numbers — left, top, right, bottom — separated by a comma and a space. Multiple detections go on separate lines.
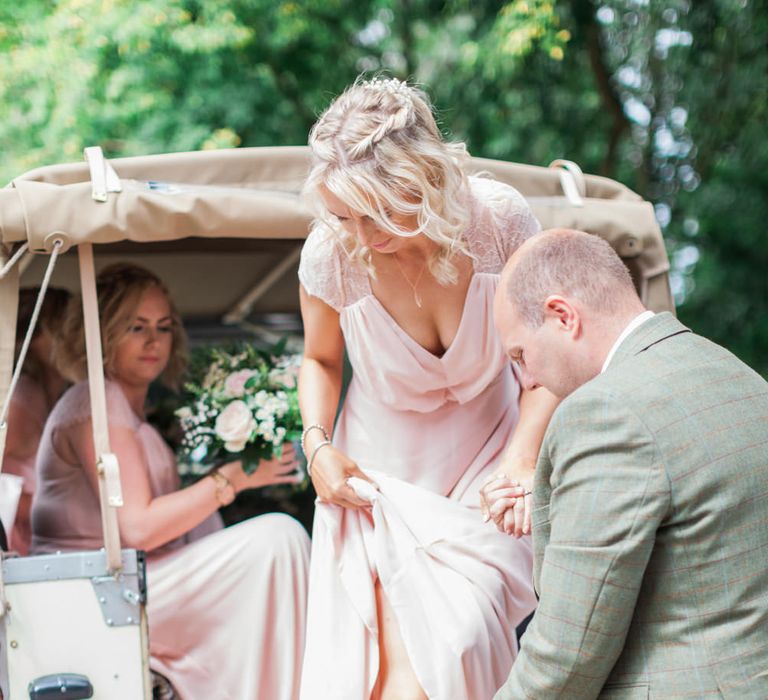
2, 287, 70, 554
298, 78, 560, 699
30, 264, 310, 700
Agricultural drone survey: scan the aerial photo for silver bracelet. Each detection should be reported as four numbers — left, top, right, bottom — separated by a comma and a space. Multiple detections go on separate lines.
301, 423, 330, 456
307, 439, 332, 477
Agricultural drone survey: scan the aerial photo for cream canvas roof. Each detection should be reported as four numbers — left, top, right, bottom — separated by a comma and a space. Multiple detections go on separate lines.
0, 145, 673, 322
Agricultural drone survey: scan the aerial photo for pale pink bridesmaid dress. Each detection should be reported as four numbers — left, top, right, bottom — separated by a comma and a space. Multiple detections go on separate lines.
298, 177, 540, 700
31, 380, 310, 700
2, 374, 47, 553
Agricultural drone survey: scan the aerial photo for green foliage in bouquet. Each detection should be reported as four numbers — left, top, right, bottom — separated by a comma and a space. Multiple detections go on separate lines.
176, 340, 302, 476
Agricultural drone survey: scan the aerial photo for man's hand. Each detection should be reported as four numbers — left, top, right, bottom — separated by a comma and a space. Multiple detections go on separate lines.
479, 470, 533, 537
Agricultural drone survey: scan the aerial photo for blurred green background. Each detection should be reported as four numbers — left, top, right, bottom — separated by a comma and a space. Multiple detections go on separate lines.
2, 0, 766, 377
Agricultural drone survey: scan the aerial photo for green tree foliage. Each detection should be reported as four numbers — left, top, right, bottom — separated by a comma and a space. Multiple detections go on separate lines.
0, 0, 571, 179
1, 0, 765, 374
668, 1, 768, 377
573, 0, 768, 376
0, 0, 376, 172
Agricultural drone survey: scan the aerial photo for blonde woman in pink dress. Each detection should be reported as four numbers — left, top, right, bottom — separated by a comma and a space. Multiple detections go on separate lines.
30, 264, 310, 700
298, 78, 561, 700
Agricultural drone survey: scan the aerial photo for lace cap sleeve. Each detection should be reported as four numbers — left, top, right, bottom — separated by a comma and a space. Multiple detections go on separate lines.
468, 177, 541, 270
298, 223, 346, 313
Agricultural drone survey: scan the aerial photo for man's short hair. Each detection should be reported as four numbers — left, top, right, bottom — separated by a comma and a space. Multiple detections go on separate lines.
506, 229, 639, 326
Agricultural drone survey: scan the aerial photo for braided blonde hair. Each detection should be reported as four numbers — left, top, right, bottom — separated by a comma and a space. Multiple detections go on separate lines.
305, 76, 472, 285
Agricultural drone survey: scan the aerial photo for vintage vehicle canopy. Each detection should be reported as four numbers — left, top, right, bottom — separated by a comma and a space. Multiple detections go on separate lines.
0, 146, 672, 323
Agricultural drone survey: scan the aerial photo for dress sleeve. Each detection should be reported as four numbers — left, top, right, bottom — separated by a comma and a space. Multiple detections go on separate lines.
468, 177, 541, 270
486, 178, 541, 260
298, 223, 346, 313
104, 381, 141, 430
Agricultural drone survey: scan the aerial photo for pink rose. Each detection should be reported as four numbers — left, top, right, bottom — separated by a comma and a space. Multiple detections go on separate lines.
214, 400, 256, 452
223, 369, 258, 398
269, 359, 300, 388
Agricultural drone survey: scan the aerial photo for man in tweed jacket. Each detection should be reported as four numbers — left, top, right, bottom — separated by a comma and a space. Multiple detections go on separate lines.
486, 229, 768, 699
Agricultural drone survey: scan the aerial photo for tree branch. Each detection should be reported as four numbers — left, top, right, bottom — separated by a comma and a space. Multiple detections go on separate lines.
573, 0, 630, 177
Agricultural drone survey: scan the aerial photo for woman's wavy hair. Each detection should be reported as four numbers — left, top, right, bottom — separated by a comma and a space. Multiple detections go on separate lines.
15, 286, 72, 382
57, 263, 187, 390
304, 76, 472, 285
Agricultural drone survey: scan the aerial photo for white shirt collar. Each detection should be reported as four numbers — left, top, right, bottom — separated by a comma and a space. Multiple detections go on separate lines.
600, 310, 656, 374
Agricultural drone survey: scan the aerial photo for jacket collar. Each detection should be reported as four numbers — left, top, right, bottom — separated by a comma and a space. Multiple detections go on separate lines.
608, 311, 691, 370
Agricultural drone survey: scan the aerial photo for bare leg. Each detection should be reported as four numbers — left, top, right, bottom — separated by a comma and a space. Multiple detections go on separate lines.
371, 578, 428, 700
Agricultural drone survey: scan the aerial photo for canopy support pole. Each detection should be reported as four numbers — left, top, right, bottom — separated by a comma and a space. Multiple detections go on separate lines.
0, 243, 28, 280
78, 243, 124, 573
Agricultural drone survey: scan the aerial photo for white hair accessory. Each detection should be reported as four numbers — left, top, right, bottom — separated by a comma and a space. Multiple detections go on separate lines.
361, 77, 411, 99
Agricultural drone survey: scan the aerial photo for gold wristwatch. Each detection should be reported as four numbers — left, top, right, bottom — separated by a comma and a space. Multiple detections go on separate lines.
210, 469, 236, 506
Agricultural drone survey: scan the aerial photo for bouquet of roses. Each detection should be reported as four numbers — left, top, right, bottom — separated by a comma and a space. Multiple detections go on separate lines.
176, 341, 303, 477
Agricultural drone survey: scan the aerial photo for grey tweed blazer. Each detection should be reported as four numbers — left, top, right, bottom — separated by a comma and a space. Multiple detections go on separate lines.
495, 313, 768, 699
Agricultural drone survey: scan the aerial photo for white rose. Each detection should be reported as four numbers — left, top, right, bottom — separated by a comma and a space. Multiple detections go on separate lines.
214, 400, 256, 452
223, 369, 259, 398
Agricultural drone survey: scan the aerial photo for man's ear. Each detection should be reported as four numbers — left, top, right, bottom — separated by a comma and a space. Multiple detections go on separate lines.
543, 295, 581, 336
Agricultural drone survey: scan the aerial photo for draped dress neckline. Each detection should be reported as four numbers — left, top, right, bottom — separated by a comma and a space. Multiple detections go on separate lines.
359, 215, 487, 363
340, 230, 505, 413
363, 270, 481, 363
